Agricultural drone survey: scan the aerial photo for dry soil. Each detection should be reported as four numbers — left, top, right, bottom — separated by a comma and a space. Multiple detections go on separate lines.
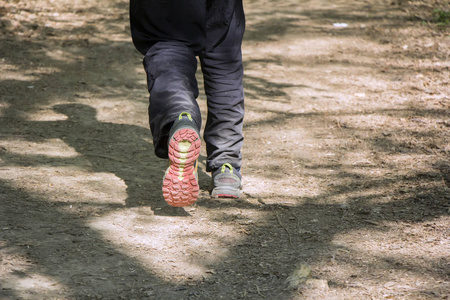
0, 0, 449, 299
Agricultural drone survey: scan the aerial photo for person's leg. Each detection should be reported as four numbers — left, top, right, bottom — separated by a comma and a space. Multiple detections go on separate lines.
200, 0, 246, 173
130, 1, 209, 206
143, 41, 203, 206
130, 0, 207, 158
143, 41, 201, 159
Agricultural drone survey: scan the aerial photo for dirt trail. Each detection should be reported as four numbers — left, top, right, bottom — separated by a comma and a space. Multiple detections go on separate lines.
1, 0, 449, 299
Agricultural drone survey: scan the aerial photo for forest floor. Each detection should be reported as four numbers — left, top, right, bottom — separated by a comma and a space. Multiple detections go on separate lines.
0, 0, 449, 299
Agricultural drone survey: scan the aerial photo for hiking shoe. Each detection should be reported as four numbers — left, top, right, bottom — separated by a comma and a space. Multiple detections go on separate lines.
210, 163, 242, 198
162, 112, 201, 207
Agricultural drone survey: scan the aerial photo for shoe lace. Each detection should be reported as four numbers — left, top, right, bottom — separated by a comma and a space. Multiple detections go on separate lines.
179, 112, 193, 121
221, 163, 234, 173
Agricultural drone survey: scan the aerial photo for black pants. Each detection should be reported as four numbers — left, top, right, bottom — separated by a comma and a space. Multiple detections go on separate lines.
130, 0, 245, 172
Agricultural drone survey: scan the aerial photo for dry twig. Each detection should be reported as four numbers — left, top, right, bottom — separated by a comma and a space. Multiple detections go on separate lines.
275, 212, 293, 246
255, 284, 265, 298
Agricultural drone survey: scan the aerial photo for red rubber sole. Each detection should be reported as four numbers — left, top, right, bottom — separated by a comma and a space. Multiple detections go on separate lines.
162, 128, 201, 207
215, 194, 239, 198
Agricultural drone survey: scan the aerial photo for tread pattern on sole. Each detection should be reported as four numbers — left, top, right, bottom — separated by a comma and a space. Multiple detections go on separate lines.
163, 128, 201, 207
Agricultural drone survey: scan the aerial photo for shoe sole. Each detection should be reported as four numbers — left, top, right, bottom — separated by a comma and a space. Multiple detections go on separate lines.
211, 187, 241, 199
163, 128, 201, 207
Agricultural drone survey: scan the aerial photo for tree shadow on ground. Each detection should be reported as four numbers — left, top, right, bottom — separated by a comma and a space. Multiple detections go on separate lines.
0, 179, 192, 299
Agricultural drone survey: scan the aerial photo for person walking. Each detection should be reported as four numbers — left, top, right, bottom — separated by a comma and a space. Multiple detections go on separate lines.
130, 0, 245, 207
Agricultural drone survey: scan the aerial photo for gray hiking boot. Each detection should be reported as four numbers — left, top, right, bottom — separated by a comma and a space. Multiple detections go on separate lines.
210, 163, 242, 198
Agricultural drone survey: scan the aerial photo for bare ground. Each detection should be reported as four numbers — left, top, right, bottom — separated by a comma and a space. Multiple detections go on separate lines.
0, 0, 449, 299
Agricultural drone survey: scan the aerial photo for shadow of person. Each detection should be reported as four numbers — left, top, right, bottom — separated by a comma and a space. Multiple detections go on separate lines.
11, 103, 189, 216
51, 104, 164, 208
